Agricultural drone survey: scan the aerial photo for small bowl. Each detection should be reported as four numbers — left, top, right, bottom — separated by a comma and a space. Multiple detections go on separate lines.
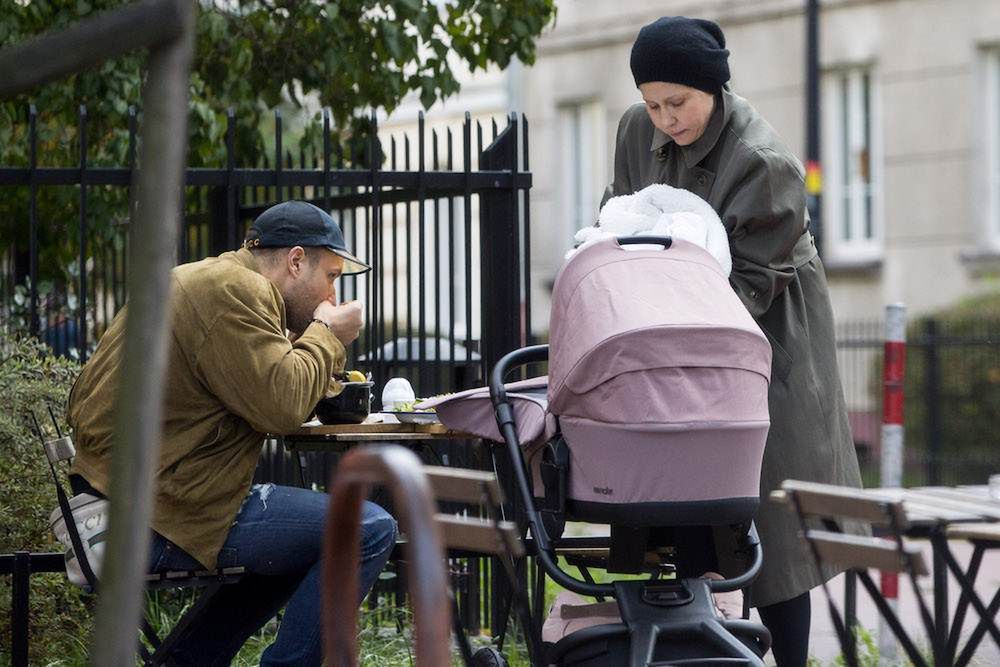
314, 382, 373, 425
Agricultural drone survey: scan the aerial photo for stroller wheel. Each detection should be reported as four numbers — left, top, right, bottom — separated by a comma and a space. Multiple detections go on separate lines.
471, 647, 509, 667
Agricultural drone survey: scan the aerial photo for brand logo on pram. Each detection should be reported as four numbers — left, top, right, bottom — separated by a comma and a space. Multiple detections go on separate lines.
593, 486, 614, 496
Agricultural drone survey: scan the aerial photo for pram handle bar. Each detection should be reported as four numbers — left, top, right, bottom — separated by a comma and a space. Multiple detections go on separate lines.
491, 344, 614, 597
616, 235, 673, 248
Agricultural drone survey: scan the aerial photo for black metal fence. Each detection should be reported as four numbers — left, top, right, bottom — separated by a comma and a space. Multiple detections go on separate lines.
1, 106, 533, 390
835, 317, 1000, 487
1, 105, 533, 637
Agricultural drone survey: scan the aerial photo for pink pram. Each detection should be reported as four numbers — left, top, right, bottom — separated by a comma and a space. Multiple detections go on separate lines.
427, 236, 774, 665
546, 236, 771, 526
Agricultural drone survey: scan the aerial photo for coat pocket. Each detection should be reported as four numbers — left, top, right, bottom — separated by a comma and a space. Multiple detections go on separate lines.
761, 328, 792, 384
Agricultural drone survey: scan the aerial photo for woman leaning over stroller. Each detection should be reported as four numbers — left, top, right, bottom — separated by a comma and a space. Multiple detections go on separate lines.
603, 16, 865, 666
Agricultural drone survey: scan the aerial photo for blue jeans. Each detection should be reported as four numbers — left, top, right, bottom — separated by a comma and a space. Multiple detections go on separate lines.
147, 484, 396, 666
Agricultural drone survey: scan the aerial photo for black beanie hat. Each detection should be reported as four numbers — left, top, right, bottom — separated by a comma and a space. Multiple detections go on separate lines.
630, 16, 730, 93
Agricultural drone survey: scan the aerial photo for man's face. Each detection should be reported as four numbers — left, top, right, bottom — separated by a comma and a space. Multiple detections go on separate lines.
282, 248, 345, 334
639, 82, 716, 147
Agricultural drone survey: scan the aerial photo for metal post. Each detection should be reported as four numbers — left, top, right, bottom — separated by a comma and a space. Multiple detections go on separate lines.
805, 0, 824, 256
0, 3, 194, 662
12, 551, 30, 667
879, 302, 906, 662
844, 570, 857, 640
90, 3, 196, 665
478, 122, 522, 376
924, 318, 942, 485
28, 106, 39, 336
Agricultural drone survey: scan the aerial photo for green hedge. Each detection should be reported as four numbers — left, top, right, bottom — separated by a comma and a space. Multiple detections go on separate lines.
0, 333, 91, 664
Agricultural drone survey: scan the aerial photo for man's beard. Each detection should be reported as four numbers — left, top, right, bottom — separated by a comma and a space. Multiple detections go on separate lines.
283, 288, 314, 336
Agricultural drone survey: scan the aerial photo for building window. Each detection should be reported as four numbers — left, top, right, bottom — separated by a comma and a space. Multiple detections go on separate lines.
822, 66, 882, 263
984, 48, 1000, 247
559, 101, 606, 236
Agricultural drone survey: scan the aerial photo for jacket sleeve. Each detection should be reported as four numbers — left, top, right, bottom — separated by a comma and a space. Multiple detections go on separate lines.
722, 148, 808, 319
195, 282, 347, 434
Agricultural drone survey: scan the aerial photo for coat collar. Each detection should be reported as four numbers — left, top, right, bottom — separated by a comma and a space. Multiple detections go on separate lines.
649, 86, 733, 169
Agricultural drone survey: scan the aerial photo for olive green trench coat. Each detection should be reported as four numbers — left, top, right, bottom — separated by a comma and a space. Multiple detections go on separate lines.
603, 88, 864, 607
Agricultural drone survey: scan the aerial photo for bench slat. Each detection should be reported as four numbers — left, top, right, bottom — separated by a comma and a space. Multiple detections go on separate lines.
806, 529, 928, 576
781, 480, 908, 528
434, 514, 524, 558
946, 522, 1000, 543
423, 466, 505, 506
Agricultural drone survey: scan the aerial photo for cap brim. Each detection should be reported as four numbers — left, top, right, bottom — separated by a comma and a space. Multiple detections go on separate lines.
331, 249, 371, 275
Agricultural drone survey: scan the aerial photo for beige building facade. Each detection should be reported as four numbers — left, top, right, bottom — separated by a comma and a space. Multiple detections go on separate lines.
381, 0, 1000, 335
520, 0, 1000, 329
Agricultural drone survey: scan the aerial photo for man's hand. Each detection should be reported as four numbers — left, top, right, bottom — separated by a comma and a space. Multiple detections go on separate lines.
313, 299, 363, 346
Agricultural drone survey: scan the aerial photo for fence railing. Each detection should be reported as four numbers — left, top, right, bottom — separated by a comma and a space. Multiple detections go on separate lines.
1, 105, 533, 639
835, 317, 1000, 487
0, 106, 532, 399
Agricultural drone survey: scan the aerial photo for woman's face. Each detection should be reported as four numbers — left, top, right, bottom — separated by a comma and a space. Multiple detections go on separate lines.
639, 82, 716, 146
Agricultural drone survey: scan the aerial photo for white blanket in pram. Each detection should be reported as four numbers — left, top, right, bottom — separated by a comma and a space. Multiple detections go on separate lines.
570, 184, 731, 276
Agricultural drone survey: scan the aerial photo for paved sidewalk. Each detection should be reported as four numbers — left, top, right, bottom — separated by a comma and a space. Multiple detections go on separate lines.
750, 540, 1000, 665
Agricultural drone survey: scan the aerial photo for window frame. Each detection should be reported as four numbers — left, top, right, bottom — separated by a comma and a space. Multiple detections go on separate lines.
821, 64, 884, 265
558, 100, 607, 238
982, 47, 1000, 249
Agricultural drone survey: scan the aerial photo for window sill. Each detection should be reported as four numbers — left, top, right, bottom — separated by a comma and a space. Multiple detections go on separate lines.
959, 247, 1000, 278
822, 256, 883, 277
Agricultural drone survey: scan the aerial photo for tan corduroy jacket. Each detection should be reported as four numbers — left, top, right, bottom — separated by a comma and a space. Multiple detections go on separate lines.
68, 248, 345, 569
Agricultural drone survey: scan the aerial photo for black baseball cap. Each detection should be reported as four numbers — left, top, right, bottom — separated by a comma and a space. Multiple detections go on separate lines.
243, 200, 371, 275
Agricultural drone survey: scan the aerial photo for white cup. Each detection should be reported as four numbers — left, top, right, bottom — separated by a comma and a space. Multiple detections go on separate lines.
381, 377, 415, 411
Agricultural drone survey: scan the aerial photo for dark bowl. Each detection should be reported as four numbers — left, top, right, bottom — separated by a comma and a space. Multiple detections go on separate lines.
313, 382, 373, 425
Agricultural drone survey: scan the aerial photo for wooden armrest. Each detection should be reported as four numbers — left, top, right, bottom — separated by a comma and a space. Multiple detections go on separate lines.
782, 480, 906, 529
424, 465, 505, 506
805, 529, 928, 575
946, 523, 1000, 543
435, 514, 524, 558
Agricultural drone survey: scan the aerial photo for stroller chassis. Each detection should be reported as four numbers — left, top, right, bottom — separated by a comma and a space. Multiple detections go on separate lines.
489, 344, 772, 666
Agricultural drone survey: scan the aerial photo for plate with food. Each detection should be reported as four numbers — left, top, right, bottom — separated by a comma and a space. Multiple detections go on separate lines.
383, 411, 439, 425
382, 400, 439, 424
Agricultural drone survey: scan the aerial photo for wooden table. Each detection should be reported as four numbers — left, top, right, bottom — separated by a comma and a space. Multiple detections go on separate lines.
277, 418, 479, 488
285, 420, 475, 449
870, 485, 1000, 665
775, 483, 1000, 665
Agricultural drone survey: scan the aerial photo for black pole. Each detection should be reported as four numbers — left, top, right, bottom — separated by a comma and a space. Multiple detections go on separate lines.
12, 551, 30, 667
925, 318, 942, 485
806, 0, 823, 256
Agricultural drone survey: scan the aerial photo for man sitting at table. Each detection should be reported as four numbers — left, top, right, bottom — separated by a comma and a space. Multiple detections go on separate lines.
67, 200, 397, 666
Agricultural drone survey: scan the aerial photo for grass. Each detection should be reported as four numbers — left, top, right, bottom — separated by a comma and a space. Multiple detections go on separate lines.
137, 588, 532, 667
22, 560, 938, 666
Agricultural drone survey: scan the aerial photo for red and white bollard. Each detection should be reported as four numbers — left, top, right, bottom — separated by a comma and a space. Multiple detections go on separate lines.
879, 303, 906, 662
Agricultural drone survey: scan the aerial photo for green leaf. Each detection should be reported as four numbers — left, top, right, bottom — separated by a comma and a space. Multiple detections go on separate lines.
419, 78, 437, 110
382, 22, 403, 62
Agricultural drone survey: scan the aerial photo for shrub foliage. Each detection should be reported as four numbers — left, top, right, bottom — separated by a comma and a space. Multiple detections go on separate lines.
0, 333, 91, 663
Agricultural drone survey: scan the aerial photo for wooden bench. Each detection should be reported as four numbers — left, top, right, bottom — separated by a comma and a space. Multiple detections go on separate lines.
322, 444, 537, 666
777, 480, 933, 667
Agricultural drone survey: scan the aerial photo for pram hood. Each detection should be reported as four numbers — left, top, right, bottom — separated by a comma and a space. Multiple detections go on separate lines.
548, 237, 771, 416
